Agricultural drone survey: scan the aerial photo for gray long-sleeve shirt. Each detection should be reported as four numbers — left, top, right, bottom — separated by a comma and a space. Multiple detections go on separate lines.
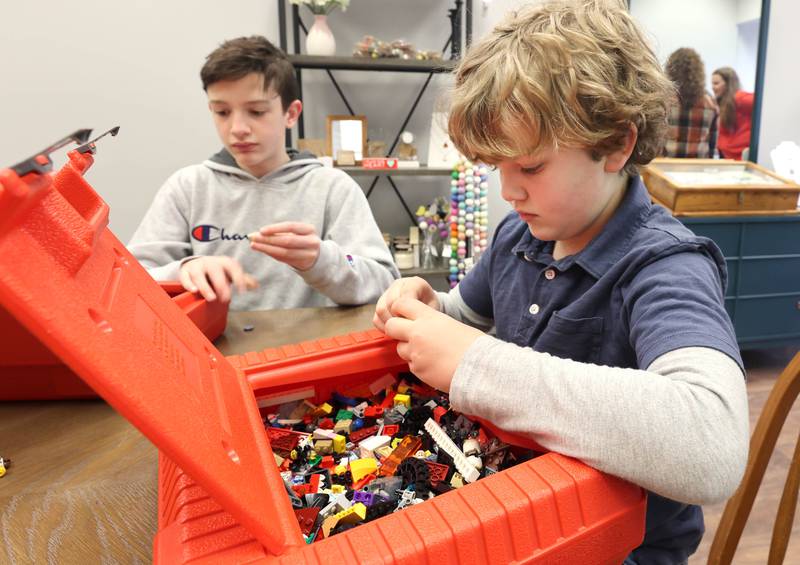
128, 149, 399, 310
438, 286, 749, 506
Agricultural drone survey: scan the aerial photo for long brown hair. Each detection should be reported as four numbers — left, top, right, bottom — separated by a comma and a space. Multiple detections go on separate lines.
713, 67, 741, 131
666, 48, 705, 110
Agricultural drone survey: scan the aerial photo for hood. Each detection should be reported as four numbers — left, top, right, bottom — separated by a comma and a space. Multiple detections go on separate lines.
203, 148, 322, 184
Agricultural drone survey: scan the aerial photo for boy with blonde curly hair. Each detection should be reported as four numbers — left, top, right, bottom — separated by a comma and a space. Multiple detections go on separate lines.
375, 1, 748, 562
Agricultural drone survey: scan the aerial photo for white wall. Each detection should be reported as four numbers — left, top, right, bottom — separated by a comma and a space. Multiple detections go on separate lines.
0, 0, 279, 242
630, 0, 742, 92
738, 0, 763, 22
0, 0, 474, 241
757, 0, 800, 167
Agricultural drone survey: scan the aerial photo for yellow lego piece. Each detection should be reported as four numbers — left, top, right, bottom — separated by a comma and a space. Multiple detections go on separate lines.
331, 484, 345, 494
332, 434, 346, 454
334, 502, 367, 525
0, 465, 5, 478
333, 464, 347, 475
312, 402, 333, 417
391, 437, 403, 449
350, 458, 378, 482
393, 393, 411, 408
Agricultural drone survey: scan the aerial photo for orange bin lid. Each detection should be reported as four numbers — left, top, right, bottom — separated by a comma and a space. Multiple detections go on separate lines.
0, 155, 299, 555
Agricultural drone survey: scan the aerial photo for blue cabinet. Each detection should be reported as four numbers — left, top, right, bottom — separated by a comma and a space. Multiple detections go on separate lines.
681, 215, 800, 350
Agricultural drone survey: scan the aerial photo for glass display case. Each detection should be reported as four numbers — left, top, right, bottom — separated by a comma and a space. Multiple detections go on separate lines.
642, 158, 800, 216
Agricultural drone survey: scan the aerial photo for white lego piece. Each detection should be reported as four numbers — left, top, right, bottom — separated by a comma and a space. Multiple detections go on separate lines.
352, 401, 369, 418
319, 493, 351, 518
359, 435, 391, 459
313, 428, 339, 440
463, 438, 480, 457
423, 418, 480, 483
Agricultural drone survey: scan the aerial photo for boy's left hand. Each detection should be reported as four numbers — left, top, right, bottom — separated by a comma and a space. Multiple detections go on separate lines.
249, 222, 321, 271
383, 296, 483, 393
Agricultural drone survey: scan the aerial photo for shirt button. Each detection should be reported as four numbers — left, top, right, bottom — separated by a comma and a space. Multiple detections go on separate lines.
528, 303, 540, 315
544, 268, 556, 280
523, 255, 534, 262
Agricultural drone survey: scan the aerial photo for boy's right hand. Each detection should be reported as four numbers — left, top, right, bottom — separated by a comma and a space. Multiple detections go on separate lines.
373, 277, 440, 332
179, 256, 258, 303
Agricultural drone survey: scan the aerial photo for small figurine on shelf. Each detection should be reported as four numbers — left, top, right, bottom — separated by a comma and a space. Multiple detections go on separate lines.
448, 160, 489, 288
353, 35, 442, 60
397, 131, 418, 161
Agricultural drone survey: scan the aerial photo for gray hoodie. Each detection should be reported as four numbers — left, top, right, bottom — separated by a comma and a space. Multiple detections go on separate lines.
128, 149, 399, 311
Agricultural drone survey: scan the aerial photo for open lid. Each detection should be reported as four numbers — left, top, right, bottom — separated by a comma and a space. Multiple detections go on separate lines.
0, 156, 301, 554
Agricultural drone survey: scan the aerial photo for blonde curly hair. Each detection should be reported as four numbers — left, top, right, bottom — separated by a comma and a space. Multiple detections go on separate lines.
448, 0, 675, 175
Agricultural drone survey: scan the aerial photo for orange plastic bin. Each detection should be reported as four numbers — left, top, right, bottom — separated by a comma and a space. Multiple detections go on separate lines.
0, 142, 646, 564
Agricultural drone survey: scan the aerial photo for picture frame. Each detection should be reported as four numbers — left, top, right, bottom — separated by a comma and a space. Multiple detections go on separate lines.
326, 115, 367, 165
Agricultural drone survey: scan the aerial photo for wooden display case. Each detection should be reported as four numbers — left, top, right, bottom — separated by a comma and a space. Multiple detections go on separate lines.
642, 158, 800, 216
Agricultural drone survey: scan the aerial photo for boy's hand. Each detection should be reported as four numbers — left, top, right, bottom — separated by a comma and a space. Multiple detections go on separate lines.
179, 256, 258, 303
383, 296, 483, 393
373, 277, 440, 332
249, 222, 321, 271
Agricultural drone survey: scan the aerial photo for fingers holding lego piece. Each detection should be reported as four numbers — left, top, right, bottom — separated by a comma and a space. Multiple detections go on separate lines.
249, 222, 321, 271
179, 256, 258, 303
384, 297, 482, 393
373, 277, 439, 332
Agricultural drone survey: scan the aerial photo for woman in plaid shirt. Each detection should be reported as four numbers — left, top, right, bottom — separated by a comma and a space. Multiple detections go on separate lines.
664, 48, 718, 159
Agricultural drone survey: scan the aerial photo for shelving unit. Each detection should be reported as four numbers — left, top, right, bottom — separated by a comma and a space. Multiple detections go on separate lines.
276, 0, 471, 226
336, 165, 454, 177
277, 1, 472, 288
287, 54, 457, 73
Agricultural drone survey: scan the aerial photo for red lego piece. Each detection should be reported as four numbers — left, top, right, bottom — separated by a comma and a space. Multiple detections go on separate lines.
433, 406, 447, 423
320, 455, 335, 469
351, 472, 377, 490
477, 427, 490, 450
380, 392, 396, 409
309, 473, 322, 493
294, 507, 320, 536
364, 406, 384, 418
382, 424, 399, 437
266, 427, 302, 455
319, 418, 334, 430
349, 425, 378, 444
292, 483, 312, 498
425, 461, 450, 486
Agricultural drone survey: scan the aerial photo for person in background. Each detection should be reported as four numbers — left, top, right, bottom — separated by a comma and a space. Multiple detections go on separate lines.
712, 66, 754, 160
128, 36, 399, 310
664, 48, 718, 159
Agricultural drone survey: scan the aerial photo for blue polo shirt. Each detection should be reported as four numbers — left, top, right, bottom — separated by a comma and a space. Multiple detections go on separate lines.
458, 175, 742, 564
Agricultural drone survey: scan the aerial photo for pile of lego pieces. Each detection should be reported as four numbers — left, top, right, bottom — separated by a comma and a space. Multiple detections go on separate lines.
261, 373, 537, 543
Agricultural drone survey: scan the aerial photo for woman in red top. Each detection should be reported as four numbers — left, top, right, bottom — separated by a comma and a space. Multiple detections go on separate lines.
712, 67, 754, 160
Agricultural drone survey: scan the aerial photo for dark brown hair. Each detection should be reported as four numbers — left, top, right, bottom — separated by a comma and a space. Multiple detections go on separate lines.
665, 48, 706, 110
201, 36, 299, 110
713, 67, 742, 131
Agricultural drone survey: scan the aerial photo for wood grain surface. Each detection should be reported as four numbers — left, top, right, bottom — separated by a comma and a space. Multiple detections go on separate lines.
0, 305, 375, 564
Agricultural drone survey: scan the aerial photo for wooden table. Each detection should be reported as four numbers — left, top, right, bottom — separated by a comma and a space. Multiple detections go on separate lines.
0, 305, 376, 564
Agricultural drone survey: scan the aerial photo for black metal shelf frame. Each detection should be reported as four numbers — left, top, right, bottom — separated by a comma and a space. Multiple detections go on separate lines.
276, 0, 473, 223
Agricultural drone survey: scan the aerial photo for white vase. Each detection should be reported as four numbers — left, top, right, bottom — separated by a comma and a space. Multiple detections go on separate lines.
306, 15, 336, 56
